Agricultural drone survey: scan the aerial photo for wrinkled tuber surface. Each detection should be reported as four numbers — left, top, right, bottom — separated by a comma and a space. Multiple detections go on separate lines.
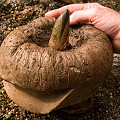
0, 17, 113, 92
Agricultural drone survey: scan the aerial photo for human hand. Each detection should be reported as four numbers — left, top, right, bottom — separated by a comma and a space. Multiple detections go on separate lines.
45, 3, 120, 53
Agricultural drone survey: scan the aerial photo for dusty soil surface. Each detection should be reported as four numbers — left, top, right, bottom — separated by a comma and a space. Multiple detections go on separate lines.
0, 0, 120, 119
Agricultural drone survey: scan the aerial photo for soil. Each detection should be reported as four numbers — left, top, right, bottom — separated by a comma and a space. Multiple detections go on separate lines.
0, 0, 120, 120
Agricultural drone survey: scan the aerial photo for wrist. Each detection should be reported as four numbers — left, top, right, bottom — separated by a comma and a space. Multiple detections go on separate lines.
115, 13, 120, 40
112, 30, 120, 54
114, 30, 120, 40
112, 19, 120, 53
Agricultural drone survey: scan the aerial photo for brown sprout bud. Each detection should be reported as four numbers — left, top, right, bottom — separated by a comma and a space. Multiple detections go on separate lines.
48, 9, 70, 51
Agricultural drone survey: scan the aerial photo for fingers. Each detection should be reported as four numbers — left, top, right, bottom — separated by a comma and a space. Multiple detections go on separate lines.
70, 8, 94, 25
45, 3, 103, 18
45, 4, 86, 18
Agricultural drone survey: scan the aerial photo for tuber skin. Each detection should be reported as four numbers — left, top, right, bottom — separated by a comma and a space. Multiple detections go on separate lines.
0, 16, 113, 92
49, 9, 70, 51
0, 13, 113, 113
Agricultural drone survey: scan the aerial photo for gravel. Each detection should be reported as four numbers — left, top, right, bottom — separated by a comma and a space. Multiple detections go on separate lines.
0, 0, 120, 119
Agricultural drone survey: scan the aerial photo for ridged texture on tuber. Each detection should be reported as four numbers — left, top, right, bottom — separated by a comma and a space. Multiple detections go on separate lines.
0, 17, 113, 92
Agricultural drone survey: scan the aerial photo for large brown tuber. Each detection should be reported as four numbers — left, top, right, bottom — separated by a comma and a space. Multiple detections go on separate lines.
0, 9, 113, 114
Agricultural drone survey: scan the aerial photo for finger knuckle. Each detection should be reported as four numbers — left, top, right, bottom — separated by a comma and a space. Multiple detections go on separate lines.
91, 7, 101, 15
94, 3, 100, 6
74, 11, 79, 16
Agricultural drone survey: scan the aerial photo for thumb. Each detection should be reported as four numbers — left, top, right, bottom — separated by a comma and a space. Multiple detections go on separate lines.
70, 9, 95, 25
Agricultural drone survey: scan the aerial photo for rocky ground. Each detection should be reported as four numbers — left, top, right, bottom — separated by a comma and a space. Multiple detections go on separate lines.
0, 0, 120, 119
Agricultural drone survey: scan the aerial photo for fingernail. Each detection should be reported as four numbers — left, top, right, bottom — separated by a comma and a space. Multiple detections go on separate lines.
70, 15, 74, 25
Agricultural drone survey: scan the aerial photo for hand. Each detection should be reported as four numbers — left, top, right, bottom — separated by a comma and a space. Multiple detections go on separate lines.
45, 3, 120, 53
